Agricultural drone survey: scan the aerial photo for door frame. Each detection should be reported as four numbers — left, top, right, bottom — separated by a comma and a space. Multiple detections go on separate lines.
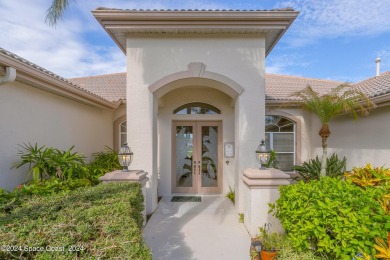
171, 120, 223, 194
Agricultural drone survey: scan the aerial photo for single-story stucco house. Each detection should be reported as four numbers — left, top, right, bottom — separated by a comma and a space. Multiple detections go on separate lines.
1, 9, 390, 218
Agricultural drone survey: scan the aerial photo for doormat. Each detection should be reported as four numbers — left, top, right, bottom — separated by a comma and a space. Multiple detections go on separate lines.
171, 196, 201, 202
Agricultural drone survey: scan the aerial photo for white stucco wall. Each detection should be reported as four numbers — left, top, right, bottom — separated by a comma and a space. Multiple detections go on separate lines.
310, 105, 390, 169
158, 87, 235, 196
0, 81, 113, 190
126, 36, 266, 213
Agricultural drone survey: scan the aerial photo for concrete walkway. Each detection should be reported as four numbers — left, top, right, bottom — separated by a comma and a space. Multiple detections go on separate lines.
143, 196, 251, 260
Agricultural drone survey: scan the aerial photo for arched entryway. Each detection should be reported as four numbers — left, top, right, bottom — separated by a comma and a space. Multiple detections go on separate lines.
157, 85, 236, 196
150, 64, 243, 196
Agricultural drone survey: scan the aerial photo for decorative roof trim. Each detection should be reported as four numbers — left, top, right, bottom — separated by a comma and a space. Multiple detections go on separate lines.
0, 48, 117, 110
92, 9, 299, 56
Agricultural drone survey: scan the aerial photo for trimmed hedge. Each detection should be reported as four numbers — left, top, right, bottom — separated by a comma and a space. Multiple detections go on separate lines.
0, 182, 151, 259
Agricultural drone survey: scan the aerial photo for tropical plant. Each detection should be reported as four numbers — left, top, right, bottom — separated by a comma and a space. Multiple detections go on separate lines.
291, 84, 374, 176
13, 143, 87, 181
269, 177, 390, 259
374, 233, 390, 259
293, 153, 346, 182
87, 146, 121, 183
13, 143, 55, 181
380, 194, 390, 214
345, 164, 390, 188
51, 145, 88, 180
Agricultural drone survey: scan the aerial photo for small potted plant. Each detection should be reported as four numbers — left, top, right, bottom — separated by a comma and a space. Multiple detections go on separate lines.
258, 223, 278, 260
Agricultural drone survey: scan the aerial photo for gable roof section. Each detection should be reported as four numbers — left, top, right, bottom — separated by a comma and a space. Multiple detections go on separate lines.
0, 48, 117, 110
92, 8, 299, 57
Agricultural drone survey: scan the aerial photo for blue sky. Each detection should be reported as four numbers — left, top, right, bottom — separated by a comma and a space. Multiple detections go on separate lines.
1, 0, 390, 82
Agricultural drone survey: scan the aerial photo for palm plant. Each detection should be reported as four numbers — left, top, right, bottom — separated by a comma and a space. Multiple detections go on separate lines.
13, 143, 55, 181
291, 84, 375, 176
13, 143, 87, 181
46, 0, 75, 26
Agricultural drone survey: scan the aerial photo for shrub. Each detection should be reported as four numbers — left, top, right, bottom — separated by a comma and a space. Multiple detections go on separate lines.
269, 177, 390, 259
293, 153, 346, 182
17, 178, 91, 196
0, 188, 21, 214
0, 182, 151, 259
87, 146, 121, 183
345, 164, 390, 188
13, 143, 88, 181
12, 144, 123, 195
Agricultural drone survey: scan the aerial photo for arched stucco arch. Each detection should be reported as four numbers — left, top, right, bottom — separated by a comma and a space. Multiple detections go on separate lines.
148, 62, 244, 99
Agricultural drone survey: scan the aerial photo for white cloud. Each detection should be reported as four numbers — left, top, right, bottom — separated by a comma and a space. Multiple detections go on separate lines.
0, 0, 232, 78
277, 0, 390, 46
266, 53, 309, 75
0, 0, 126, 78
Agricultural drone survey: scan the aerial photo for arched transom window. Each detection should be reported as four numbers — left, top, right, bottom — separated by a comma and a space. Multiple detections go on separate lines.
173, 102, 221, 115
265, 116, 295, 171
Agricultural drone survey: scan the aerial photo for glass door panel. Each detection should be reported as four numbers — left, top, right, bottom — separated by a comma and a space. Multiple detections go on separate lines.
201, 126, 218, 188
175, 125, 194, 188
172, 121, 222, 194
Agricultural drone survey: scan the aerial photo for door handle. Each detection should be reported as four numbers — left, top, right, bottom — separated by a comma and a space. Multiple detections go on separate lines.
193, 162, 196, 174
198, 161, 201, 174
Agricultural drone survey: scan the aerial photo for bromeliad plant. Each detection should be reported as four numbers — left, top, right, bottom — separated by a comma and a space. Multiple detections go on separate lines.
293, 153, 346, 182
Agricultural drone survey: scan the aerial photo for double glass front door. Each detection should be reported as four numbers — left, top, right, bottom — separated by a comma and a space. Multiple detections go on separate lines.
172, 121, 222, 193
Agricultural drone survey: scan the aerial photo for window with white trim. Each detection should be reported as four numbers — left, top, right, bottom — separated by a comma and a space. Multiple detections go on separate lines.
120, 121, 127, 149
265, 116, 295, 171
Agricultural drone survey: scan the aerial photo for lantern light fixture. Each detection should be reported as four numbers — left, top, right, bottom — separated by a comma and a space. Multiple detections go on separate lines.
118, 143, 133, 172
255, 139, 270, 170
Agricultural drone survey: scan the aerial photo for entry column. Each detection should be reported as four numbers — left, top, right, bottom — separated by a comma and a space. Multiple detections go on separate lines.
234, 75, 266, 212
126, 57, 158, 214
